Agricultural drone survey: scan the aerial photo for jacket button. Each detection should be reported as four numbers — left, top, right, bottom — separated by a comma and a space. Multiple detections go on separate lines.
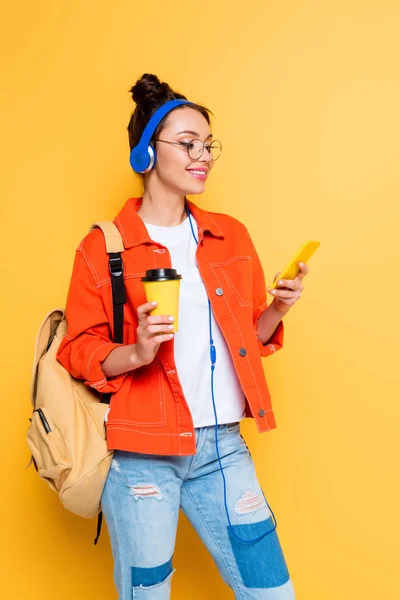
215, 287, 224, 296
239, 347, 247, 357
258, 409, 265, 417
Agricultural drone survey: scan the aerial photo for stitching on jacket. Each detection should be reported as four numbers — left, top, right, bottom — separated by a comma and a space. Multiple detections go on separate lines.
96, 272, 147, 289
203, 253, 265, 412
151, 243, 157, 268
88, 372, 128, 391
115, 215, 150, 247
124, 363, 166, 427
107, 418, 162, 425
115, 215, 151, 248
106, 426, 181, 436
85, 346, 103, 381
210, 255, 253, 307
243, 225, 280, 367
254, 301, 269, 349
206, 213, 224, 237
115, 215, 129, 247
209, 255, 251, 267
80, 247, 100, 286
219, 268, 253, 308
96, 278, 111, 288
254, 322, 272, 357
176, 367, 181, 454
89, 378, 107, 389
77, 237, 86, 251
254, 300, 279, 356
136, 236, 151, 246
254, 300, 268, 324
160, 364, 166, 425
223, 290, 263, 409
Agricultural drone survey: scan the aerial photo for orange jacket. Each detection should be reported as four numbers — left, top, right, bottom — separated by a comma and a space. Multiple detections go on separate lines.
56, 197, 284, 455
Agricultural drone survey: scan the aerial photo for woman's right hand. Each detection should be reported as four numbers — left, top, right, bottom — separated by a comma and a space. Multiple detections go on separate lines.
134, 301, 175, 367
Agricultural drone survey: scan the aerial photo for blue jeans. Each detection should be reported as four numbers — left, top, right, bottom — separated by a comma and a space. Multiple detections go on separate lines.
101, 423, 296, 599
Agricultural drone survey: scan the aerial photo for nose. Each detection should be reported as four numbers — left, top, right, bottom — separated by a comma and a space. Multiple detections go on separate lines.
201, 146, 214, 163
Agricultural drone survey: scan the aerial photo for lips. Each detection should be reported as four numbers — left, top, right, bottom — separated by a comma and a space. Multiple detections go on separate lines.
187, 168, 208, 180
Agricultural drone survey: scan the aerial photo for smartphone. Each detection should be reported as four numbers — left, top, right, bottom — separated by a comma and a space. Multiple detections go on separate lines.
269, 240, 320, 289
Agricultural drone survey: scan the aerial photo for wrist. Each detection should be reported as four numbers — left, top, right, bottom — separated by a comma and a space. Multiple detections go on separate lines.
130, 344, 146, 370
271, 298, 291, 315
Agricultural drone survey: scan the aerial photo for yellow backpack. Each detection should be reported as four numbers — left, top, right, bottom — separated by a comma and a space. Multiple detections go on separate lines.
26, 221, 126, 544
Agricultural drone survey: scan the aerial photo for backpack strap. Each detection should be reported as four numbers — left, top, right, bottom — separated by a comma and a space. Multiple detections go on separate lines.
89, 222, 127, 547
89, 221, 124, 254
30, 308, 65, 408
90, 221, 126, 356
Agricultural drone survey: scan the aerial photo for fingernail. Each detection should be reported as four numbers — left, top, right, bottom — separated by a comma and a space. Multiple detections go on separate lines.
278, 280, 283, 285
151, 301, 157, 305
168, 316, 175, 322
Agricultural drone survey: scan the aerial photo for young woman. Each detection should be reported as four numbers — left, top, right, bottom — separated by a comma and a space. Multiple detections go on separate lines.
57, 73, 307, 599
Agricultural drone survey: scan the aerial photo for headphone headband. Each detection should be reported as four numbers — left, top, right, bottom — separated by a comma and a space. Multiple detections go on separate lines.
130, 99, 193, 173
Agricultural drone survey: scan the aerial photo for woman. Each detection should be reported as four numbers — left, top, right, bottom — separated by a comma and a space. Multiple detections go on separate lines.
57, 73, 307, 599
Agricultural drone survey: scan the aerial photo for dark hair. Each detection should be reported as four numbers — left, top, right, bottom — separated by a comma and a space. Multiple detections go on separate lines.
127, 73, 212, 152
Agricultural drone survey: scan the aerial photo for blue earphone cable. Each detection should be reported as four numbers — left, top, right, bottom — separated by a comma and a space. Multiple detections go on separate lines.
186, 205, 278, 544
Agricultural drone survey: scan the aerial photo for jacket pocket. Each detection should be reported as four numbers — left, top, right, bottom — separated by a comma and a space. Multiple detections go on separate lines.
127, 360, 167, 427
212, 256, 253, 307
27, 409, 72, 492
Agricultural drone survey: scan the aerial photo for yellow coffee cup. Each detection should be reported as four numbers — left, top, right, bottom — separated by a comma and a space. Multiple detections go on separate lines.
141, 268, 182, 333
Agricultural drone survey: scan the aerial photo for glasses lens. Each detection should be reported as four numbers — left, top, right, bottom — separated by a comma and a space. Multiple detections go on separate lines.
208, 141, 222, 160
187, 139, 204, 161
187, 139, 223, 161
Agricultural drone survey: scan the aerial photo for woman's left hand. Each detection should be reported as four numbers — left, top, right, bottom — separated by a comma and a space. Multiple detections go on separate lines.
267, 262, 309, 312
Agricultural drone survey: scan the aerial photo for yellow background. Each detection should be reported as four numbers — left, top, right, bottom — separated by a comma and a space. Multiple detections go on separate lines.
1, 1, 399, 598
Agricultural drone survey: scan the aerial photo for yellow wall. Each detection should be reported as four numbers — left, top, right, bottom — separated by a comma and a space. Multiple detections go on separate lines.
2, 1, 399, 598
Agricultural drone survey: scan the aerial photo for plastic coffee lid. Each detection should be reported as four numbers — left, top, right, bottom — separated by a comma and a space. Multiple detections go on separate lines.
141, 268, 182, 282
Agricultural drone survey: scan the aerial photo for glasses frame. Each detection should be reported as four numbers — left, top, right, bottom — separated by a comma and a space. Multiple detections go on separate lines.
155, 138, 222, 161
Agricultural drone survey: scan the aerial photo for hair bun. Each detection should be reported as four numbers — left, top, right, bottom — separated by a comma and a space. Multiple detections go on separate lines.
130, 73, 170, 108
127, 74, 204, 154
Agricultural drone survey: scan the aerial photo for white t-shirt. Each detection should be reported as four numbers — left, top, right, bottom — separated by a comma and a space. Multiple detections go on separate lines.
143, 215, 246, 428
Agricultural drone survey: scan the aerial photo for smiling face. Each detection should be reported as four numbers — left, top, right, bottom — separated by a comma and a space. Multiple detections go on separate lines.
147, 106, 216, 195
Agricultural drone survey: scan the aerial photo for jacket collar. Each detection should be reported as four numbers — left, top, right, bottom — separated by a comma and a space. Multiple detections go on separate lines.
114, 197, 224, 249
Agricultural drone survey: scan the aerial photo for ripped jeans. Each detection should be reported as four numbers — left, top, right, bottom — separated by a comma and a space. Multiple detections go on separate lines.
100, 423, 296, 600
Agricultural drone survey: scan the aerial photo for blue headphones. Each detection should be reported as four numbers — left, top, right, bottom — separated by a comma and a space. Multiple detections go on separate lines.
129, 99, 193, 173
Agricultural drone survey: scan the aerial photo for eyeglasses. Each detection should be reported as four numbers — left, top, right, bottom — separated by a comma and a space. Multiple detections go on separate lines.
155, 138, 222, 161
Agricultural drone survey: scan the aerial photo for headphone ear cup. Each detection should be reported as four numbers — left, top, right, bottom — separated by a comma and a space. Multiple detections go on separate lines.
130, 146, 153, 173
143, 145, 156, 173
130, 99, 191, 173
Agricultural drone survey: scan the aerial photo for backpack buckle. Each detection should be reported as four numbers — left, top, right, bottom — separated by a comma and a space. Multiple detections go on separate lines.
109, 255, 123, 277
